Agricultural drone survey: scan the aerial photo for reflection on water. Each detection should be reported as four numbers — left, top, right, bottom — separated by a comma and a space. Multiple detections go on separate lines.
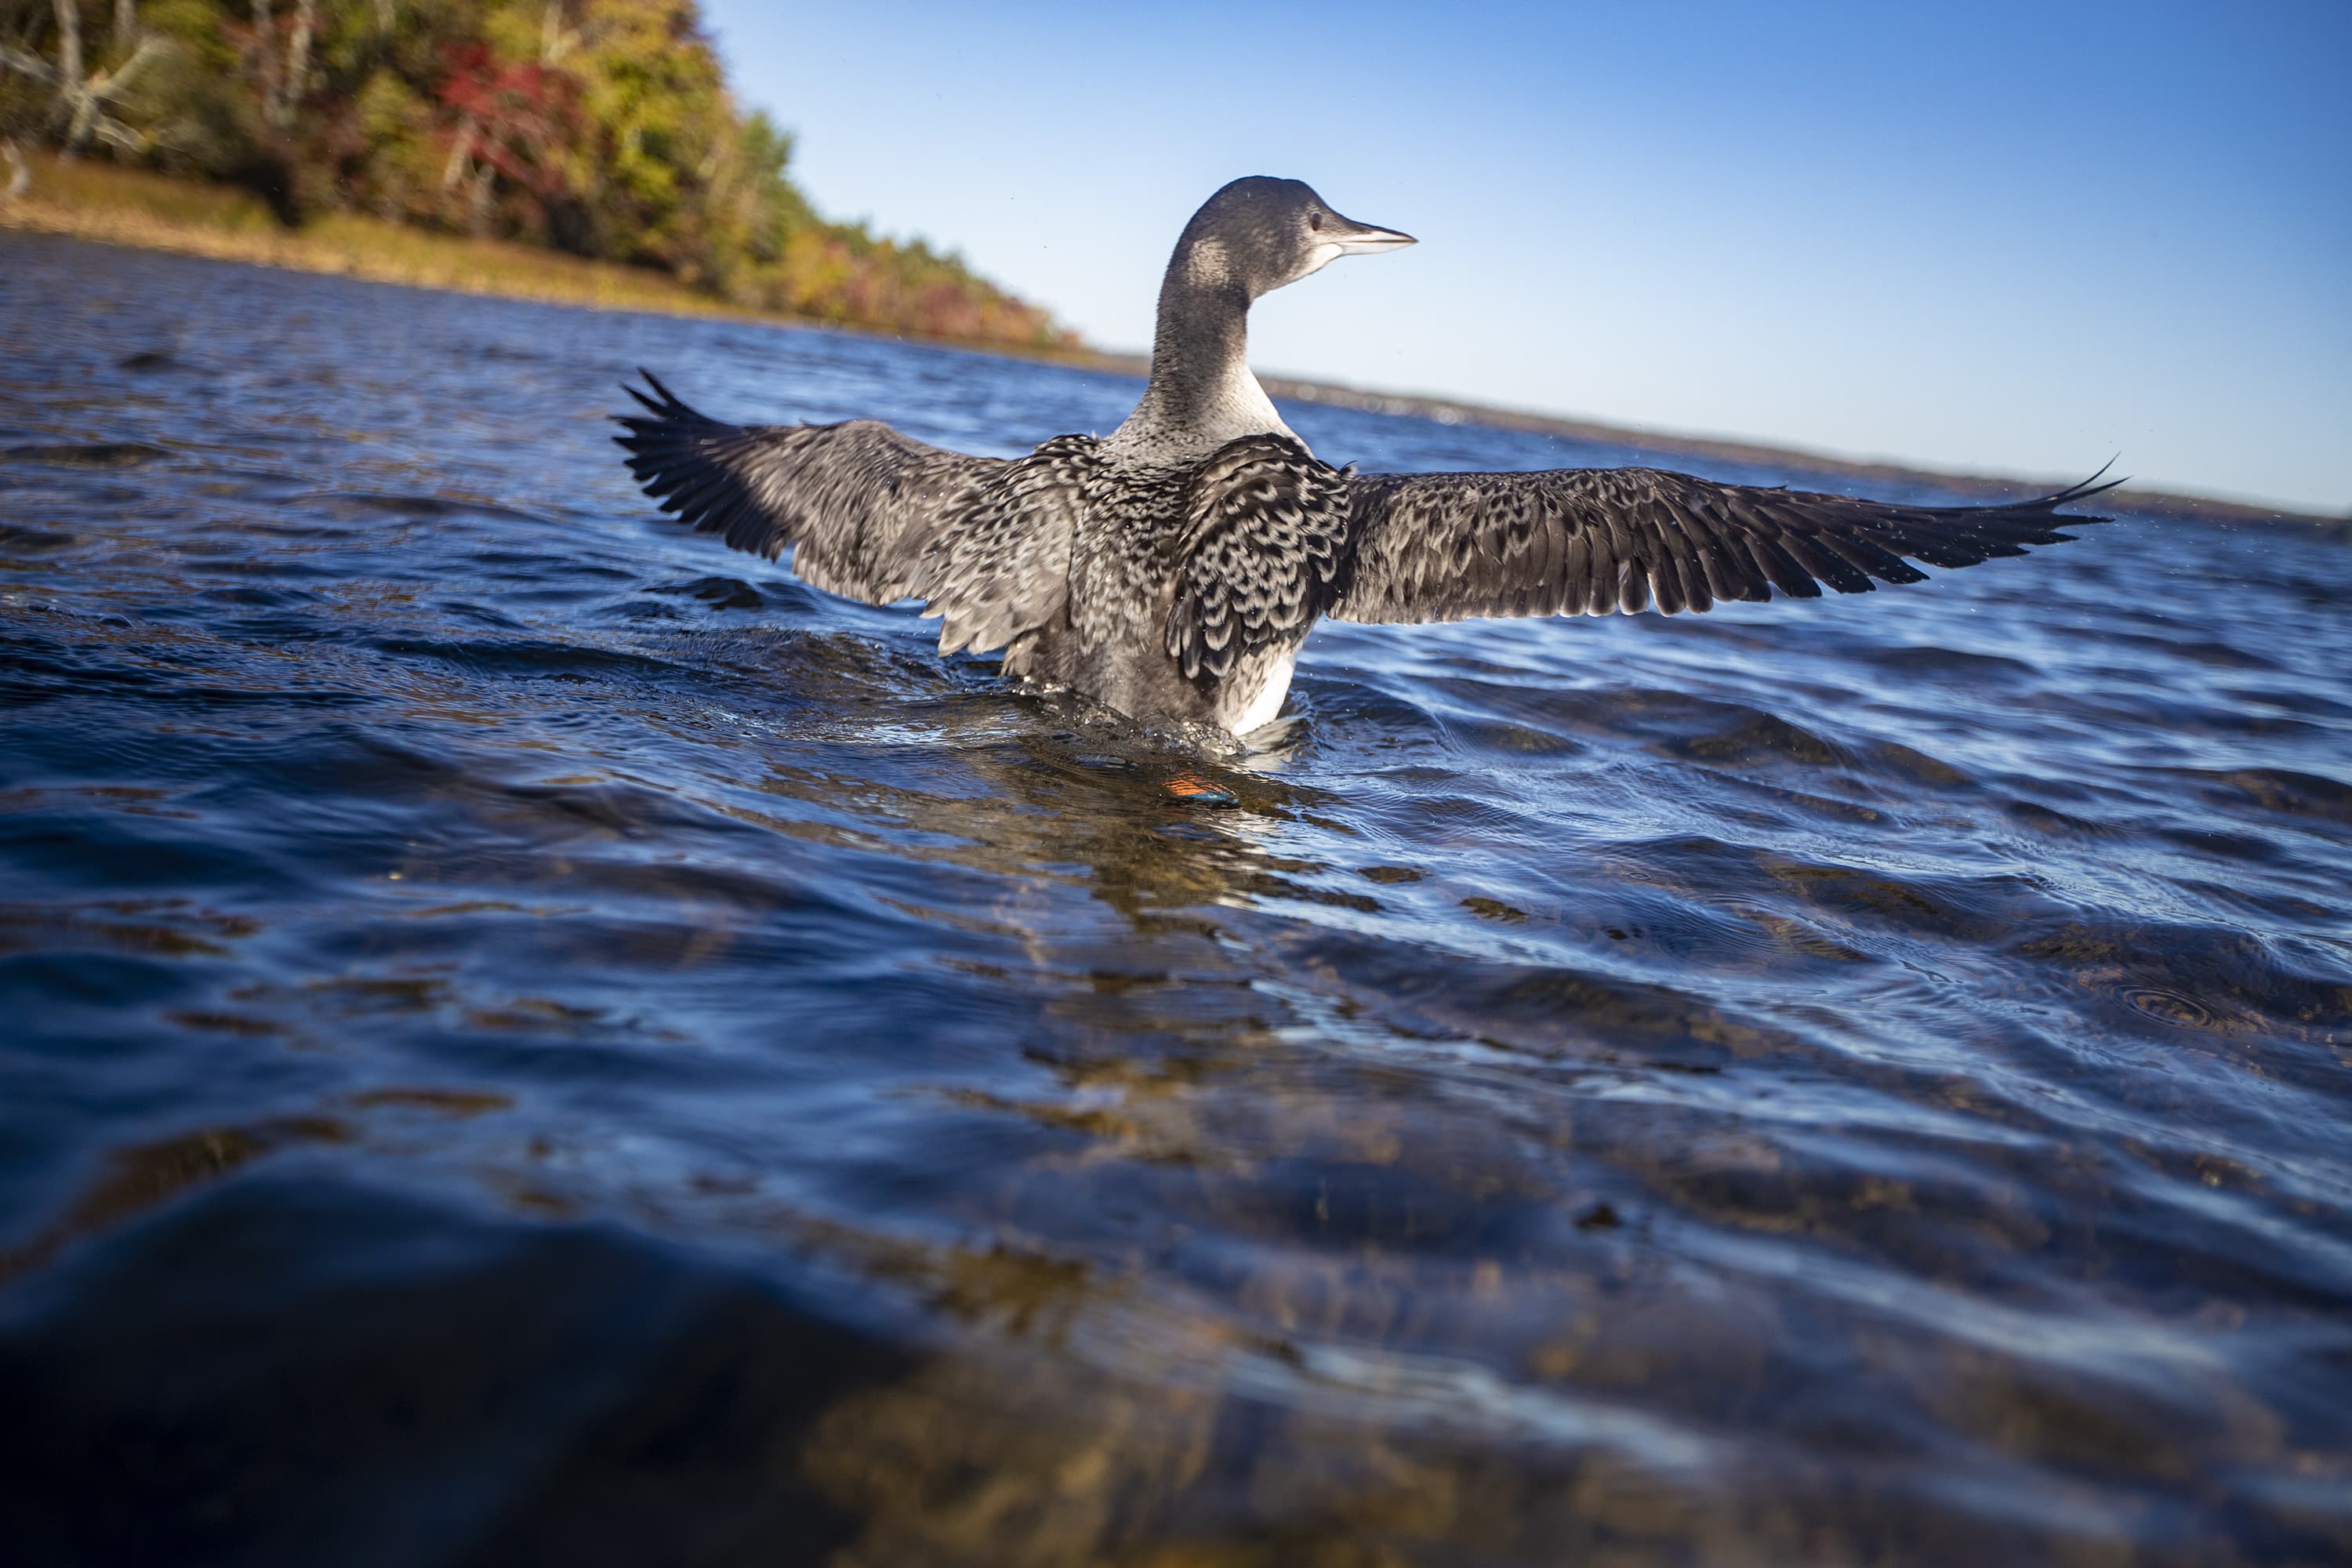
2, 233, 2349, 1565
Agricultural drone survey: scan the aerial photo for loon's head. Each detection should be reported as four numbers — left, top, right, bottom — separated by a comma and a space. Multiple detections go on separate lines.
1171, 176, 1415, 299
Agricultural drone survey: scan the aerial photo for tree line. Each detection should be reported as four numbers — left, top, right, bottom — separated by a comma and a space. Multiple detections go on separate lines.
1, 0, 1076, 350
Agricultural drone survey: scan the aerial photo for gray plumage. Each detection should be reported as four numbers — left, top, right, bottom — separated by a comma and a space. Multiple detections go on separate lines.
1333, 464, 2120, 623
616, 176, 2118, 736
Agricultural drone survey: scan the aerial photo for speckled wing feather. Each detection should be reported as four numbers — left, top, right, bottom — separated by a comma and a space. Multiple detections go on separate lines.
1330, 465, 2121, 624
616, 372, 1076, 652
921, 434, 1098, 658
1164, 434, 1353, 681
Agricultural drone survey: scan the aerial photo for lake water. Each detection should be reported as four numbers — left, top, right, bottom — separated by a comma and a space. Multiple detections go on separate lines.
4, 232, 2349, 1566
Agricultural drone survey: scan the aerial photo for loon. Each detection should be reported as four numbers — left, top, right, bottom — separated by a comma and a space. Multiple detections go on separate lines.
617, 176, 2118, 737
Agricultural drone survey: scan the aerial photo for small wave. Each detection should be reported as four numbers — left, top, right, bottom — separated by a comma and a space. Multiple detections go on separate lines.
2179, 767, 2352, 826
366, 633, 693, 684
319, 489, 554, 525
2, 441, 172, 466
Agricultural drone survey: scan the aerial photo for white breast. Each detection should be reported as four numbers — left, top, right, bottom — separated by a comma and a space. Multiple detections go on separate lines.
1221, 648, 1298, 735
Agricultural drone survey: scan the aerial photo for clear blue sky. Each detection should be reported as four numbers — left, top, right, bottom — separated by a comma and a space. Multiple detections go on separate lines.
701, 1, 2350, 514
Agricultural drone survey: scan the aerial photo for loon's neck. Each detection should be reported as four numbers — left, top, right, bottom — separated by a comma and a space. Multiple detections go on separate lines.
1107, 239, 1294, 458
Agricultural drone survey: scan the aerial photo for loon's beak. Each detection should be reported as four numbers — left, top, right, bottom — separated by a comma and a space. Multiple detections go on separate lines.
1294, 210, 1418, 285
1332, 217, 1417, 256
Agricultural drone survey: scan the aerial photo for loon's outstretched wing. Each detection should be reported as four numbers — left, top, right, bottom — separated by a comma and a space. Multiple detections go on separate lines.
1330, 463, 2122, 624
615, 371, 1090, 657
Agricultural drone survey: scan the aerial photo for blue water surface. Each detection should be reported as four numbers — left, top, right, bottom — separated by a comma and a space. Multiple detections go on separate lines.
3, 233, 2349, 1566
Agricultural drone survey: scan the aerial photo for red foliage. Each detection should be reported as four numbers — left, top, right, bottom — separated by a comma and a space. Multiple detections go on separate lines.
434, 43, 583, 201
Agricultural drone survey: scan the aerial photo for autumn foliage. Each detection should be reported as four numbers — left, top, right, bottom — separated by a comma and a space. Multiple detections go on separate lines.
0, 0, 1076, 350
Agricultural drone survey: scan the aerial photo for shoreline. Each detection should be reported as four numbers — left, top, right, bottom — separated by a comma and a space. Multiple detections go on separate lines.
6, 172, 2338, 535
0, 154, 1087, 361
2, 192, 768, 321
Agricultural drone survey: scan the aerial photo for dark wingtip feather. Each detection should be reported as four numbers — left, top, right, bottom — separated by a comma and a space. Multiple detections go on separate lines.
2067, 455, 2122, 494
1992, 458, 2128, 521
2062, 473, 2129, 508
611, 372, 736, 524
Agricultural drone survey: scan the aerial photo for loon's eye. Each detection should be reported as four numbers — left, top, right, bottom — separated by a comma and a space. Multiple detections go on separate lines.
1308, 212, 1323, 231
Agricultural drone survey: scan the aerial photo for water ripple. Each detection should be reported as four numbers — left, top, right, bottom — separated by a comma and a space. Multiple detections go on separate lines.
2, 233, 2349, 1565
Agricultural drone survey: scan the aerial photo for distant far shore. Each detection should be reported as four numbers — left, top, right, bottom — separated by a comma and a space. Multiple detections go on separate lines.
6, 159, 2336, 536
1245, 374, 2348, 536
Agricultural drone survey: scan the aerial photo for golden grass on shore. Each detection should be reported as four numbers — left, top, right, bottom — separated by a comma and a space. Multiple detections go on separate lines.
0, 152, 850, 329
